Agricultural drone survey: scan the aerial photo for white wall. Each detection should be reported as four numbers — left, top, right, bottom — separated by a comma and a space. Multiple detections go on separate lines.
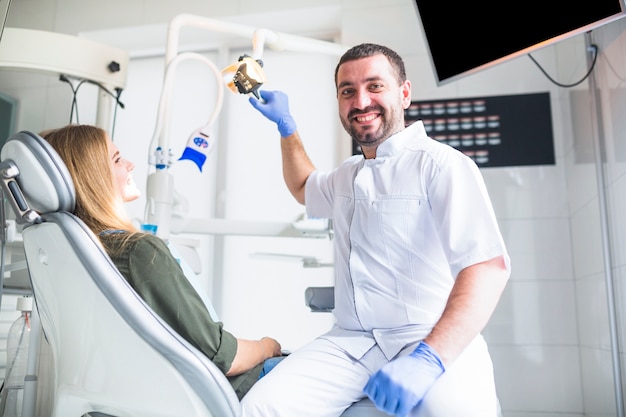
2, 1, 626, 416
217, 48, 339, 350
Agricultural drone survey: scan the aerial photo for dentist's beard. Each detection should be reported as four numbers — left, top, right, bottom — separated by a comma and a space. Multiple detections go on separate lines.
341, 106, 403, 149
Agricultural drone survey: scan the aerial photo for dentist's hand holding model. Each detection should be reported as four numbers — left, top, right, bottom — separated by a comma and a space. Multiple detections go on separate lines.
249, 90, 297, 138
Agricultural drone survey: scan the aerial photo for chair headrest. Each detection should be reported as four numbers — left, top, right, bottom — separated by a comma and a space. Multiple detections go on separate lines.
0, 131, 76, 218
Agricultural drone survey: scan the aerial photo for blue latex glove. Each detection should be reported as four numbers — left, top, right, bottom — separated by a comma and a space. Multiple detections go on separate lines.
363, 342, 445, 417
248, 90, 297, 137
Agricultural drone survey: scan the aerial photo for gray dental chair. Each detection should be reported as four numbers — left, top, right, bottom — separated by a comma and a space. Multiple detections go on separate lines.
0, 131, 240, 417
0, 131, 384, 417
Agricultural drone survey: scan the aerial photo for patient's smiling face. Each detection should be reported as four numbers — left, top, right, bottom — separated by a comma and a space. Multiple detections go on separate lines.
107, 137, 140, 203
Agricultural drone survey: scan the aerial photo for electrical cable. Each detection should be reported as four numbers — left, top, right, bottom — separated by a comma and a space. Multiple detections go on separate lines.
58, 75, 80, 123
83, 78, 126, 110
58, 75, 125, 135
599, 49, 626, 84
528, 44, 599, 88
111, 87, 124, 140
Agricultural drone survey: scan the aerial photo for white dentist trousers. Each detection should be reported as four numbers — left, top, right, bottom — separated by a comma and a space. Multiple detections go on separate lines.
240, 335, 498, 417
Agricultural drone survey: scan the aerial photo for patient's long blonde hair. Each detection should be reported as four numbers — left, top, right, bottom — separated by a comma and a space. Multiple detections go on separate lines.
42, 125, 139, 238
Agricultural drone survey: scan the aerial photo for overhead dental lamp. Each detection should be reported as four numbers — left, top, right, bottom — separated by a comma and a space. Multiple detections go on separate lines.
144, 13, 345, 240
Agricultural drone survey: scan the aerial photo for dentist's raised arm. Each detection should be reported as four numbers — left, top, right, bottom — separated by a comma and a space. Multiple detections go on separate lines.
249, 90, 315, 205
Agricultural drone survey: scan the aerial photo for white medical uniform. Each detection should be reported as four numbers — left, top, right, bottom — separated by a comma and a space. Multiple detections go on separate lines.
241, 121, 510, 417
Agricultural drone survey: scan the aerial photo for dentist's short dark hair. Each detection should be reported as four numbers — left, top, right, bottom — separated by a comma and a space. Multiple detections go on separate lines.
334, 43, 407, 87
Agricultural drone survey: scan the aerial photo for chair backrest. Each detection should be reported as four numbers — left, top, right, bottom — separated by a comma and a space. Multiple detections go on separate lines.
0, 131, 241, 417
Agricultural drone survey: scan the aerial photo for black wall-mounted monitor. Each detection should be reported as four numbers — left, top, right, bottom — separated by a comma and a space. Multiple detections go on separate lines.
414, 0, 626, 85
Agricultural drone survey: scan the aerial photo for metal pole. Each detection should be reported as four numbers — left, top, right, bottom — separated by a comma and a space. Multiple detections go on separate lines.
585, 31, 625, 417
21, 301, 40, 417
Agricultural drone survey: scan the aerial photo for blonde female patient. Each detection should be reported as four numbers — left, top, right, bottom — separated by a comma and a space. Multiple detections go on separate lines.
42, 124, 283, 399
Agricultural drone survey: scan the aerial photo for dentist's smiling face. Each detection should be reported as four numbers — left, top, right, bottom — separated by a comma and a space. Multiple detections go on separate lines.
108, 137, 140, 203
336, 54, 411, 159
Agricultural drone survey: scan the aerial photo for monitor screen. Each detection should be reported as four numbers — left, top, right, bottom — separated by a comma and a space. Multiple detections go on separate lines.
414, 0, 626, 85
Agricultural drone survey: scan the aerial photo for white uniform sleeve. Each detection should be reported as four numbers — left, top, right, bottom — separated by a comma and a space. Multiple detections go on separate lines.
429, 152, 510, 277
304, 170, 334, 219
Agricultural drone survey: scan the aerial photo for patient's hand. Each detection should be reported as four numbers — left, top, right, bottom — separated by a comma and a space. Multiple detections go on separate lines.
260, 337, 282, 358
227, 337, 283, 376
